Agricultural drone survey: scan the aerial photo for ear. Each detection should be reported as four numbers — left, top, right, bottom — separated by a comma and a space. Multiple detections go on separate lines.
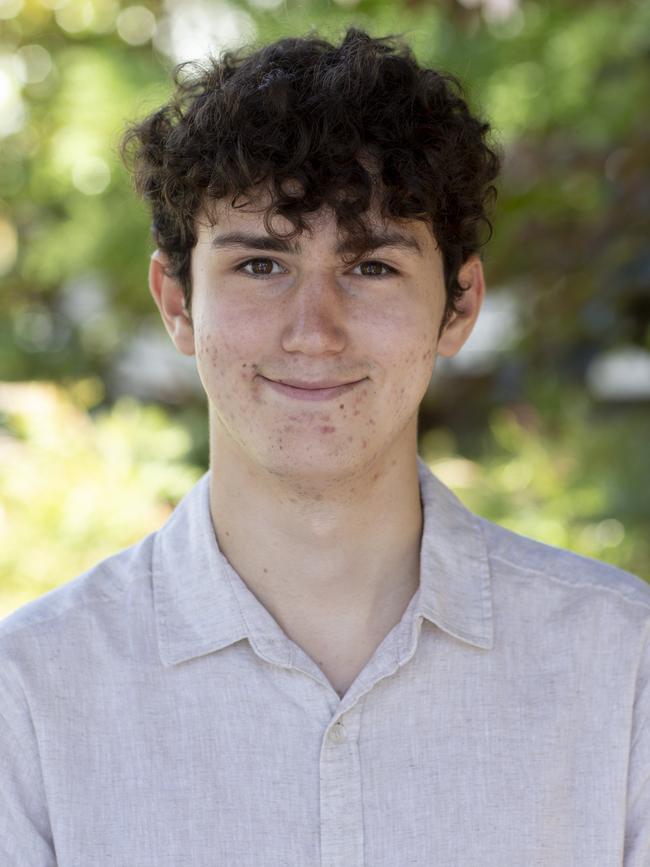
148, 250, 196, 356
436, 254, 485, 358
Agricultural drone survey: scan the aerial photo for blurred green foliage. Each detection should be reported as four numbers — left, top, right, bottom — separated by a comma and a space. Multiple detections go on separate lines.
0, 0, 649, 611
0, 380, 203, 615
423, 383, 650, 579
0, 379, 646, 617
2, 0, 649, 381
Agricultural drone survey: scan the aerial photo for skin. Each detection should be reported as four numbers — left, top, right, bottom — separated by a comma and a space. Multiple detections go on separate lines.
149, 190, 485, 697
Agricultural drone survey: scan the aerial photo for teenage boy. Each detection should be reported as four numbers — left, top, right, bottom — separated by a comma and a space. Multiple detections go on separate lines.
1, 28, 649, 866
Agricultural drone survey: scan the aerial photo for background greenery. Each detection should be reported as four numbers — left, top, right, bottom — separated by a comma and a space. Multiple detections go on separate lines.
1, 0, 649, 616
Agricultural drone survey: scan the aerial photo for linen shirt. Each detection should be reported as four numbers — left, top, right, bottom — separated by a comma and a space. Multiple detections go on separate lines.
1, 456, 650, 867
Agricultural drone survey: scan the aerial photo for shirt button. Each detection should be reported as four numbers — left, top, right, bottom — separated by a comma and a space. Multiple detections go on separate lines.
328, 721, 347, 745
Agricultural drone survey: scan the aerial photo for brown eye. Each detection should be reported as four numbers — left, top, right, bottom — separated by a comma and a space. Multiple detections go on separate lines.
357, 261, 392, 277
246, 258, 275, 275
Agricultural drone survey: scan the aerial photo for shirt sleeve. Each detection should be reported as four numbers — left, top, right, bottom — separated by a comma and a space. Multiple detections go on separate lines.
625, 629, 650, 866
0, 669, 57, 866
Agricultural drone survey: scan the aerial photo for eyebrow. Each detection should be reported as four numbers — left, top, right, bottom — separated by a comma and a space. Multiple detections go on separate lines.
209, 230, 423, 256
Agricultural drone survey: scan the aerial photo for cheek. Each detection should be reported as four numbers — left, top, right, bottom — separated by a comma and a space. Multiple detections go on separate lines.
192, 309, 268, 418
384, 330, 436, 413
193, 318, 241, 398
194, 307, 256, 372
195, 326, 228, 379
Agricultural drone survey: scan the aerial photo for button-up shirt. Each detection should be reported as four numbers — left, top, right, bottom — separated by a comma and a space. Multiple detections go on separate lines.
1, 457, 649, 866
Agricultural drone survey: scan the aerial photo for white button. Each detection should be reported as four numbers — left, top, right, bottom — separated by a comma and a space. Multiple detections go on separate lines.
328, 721, 347, 745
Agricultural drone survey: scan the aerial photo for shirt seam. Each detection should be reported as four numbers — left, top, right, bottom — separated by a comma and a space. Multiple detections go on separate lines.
0, 533, 158, 646
474, 512, 494, 637
0, 705, 44, 792
630, 623, 650, 752
489, 552, 650, 613
0, 672, 57, 839
0, 568, 137, 645
358, 695, 368, 857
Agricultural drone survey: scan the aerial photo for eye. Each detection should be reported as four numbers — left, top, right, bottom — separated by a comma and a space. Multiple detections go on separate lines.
353, 260, 396, 277
238, 258, 286, 277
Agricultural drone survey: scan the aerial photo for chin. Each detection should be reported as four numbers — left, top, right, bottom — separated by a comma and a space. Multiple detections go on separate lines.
257, 440, 375, 482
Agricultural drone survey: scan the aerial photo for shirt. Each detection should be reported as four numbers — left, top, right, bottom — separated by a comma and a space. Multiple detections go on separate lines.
1, 456, 649, 867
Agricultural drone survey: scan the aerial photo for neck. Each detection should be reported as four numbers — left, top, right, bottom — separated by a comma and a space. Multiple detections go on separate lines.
207, 426, 423, 635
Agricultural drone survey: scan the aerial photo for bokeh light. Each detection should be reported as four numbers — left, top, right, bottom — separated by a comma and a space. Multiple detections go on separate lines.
154, 0, 256, 63
116, 5, 156, 45
15, 44, 53, 84
55, 0, 95, 33
0, 0, 24, 19
71, 155, 111, 195
1, 0, 648, 616
0, 58, 25, 138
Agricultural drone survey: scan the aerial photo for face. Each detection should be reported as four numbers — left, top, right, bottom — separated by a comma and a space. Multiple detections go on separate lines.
150, 191, 484, 484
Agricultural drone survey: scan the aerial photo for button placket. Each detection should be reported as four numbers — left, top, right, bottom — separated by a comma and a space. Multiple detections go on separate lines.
320, 710, 364, 867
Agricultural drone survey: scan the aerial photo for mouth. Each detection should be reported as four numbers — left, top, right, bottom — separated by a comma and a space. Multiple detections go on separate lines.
258, 375, 366, 401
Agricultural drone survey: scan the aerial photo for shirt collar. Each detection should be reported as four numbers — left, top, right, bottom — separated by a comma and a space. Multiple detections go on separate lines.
414, 456, 494, 650
153, 456, 494, 667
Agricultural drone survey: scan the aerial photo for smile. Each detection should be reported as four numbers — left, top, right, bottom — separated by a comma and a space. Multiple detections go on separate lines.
259, 376, 366, 402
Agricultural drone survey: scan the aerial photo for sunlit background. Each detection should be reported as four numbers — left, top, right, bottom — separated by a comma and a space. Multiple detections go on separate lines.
1, 0, 649, 616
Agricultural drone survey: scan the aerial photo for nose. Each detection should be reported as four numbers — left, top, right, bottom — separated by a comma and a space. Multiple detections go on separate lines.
280, 274, 347, 356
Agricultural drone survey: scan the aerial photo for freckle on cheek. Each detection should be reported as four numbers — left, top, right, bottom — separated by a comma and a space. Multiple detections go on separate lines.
320, 426, 336, 434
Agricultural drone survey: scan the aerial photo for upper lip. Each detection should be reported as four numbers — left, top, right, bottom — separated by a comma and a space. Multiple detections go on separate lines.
263, 376, 364, 390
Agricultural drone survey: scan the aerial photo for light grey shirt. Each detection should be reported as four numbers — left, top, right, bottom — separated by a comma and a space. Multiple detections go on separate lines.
1, 457, 649, 866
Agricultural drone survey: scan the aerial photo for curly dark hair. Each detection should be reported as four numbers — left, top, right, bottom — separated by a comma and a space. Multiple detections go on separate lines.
120, 27, 500, 334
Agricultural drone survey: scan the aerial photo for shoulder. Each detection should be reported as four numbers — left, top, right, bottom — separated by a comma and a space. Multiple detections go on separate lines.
0, 471, 209, 682
479, 515, 650, 616
0, 531, 158, 743
0, 531, 156, 657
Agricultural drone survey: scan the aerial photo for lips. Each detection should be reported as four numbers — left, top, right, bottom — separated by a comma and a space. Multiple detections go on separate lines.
258, 375, 366, 401
270, 377, 363, 390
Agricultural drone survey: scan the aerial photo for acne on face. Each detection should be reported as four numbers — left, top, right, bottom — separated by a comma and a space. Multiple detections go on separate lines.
186, 195, 465, 479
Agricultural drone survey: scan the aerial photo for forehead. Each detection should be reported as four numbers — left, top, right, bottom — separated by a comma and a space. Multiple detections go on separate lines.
196, 188, 438, 256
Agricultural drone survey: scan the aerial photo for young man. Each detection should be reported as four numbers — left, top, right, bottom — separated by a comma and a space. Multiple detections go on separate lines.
1, 28, 648, 867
